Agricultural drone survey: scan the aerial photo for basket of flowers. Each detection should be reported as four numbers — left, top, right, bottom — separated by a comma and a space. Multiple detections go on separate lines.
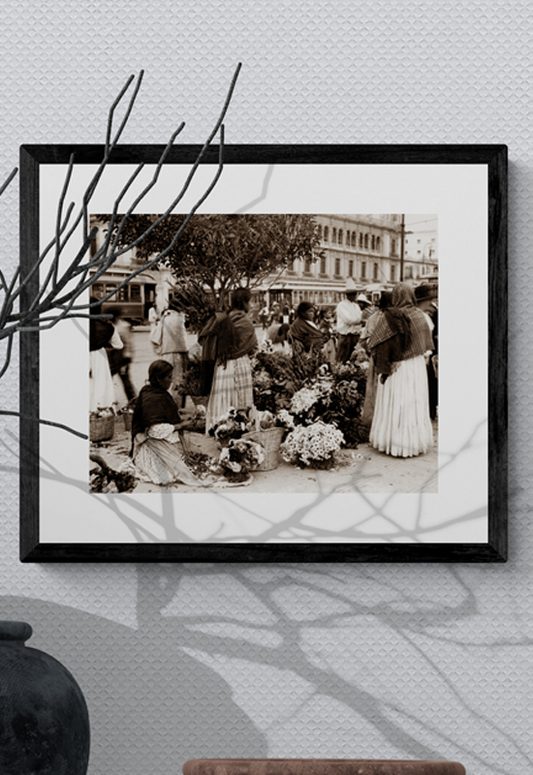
242, 409, 295, 471
209, 407, 256, 447
214, 438, 265, 483
89, 408, 115, 442
280, 420, 344, 470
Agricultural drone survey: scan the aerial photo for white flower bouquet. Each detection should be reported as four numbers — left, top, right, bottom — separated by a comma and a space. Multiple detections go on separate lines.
280, 421, 345, 469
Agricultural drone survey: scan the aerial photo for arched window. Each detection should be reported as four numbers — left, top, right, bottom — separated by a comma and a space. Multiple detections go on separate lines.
317, 224, 322, 241
359, 233, 363, 248
324, 226, 329, 242
338, 229, 343, 245
335, 258, 341, 275
320, 256, 327, 274
352, 232, 357, 247
364, 234, 369, 250
345, 230, 350, 245
332, 227, 337, 243
376, 236, 381, 252
371, 235, 375, 250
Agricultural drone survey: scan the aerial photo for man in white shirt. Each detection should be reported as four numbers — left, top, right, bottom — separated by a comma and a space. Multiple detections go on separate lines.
335, 281, 362, 362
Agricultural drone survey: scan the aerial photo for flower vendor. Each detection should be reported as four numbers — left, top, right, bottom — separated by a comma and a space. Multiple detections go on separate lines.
367, 282, 434, 458
131, 360, 216, 486
204, 287, 258, 432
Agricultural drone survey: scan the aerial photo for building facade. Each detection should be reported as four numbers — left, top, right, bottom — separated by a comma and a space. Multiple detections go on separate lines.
257, 214, 438, 311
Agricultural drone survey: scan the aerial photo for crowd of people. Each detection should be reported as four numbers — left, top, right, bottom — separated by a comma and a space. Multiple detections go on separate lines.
90, 280, 438, 488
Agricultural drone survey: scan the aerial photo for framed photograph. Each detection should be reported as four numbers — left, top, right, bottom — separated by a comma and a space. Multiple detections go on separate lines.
20, 144, 507, 561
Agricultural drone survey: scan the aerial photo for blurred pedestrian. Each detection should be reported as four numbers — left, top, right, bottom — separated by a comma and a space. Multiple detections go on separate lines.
157, 298, 189, 407
89, 297, 123, 412
106, 306, 136, 403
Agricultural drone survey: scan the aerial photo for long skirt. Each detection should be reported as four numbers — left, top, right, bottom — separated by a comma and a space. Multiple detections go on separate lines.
206, 355, 254, 432
133, 424, 204, 486
90, 348, 116, 412
370, 355, 434, 458
361, 353, 378, 427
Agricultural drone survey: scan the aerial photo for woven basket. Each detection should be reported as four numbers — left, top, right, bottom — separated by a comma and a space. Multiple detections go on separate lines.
243, 426, 285, 471
90, 414, 114, 442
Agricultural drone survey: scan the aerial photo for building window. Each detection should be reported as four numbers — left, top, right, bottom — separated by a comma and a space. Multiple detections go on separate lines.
332, 227, 337, 243
348, 259, 354, 277
304, 259, 312, 272
359, 233, 363, 248
390, 264, 396, 282
364, 234, 369, 249
317, 224, 322, 241
324, 226, 329, 242
391, 238, 396, 255
376, 236, 381, 252
361, 261, 366, 279
371, 235, 375, 250
335, 257, 341, 275
352, 232, 357, 247
288, 259, 295, 271
320, 256, 327, 274
345, 230, 350, 245
338, 229, 343, 245
373, 263, 378, 280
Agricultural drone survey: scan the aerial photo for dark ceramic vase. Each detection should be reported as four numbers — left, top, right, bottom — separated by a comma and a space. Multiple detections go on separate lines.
0, 621, 90, 775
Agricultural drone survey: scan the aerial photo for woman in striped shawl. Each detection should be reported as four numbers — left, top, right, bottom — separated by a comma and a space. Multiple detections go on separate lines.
367, 283, 434, 458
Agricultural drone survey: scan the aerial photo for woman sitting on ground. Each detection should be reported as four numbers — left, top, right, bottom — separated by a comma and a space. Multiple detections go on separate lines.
131, 359, 213, 487
289, 301, 326, 355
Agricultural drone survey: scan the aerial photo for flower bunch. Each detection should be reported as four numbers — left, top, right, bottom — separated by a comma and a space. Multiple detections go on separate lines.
289, 378, 332, 422
90, 407, 114, 418
256, 409, 295, 431
215, 438, 265, 481
209, 407, 255, 445
280, 421, 344, 469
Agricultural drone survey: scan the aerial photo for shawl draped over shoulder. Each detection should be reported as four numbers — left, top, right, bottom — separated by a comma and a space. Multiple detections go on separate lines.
226, 309, 257, 360
198, 309, 257, 394
367, 283, 433, 375
131, 384, 181, 439
289, 317, 326, 352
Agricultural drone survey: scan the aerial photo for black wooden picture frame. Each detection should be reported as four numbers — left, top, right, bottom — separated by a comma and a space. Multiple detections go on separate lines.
19, 144, 507, 562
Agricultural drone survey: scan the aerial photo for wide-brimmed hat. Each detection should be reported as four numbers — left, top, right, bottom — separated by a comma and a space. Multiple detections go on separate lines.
345, 278, 358, 294
414, 283, 438, 303
356, 293, 370, 305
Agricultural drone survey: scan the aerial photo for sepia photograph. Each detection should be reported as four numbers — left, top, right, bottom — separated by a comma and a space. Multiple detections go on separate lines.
88, 213, 440, 496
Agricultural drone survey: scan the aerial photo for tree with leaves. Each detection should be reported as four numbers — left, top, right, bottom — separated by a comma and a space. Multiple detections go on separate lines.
98, 213, 324, 323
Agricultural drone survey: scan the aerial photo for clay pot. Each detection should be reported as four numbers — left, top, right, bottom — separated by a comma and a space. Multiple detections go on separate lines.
0, 621, 90, 775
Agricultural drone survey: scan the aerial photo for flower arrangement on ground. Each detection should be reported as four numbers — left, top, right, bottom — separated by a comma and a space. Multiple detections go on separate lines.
280, 421, 345, 469
214, 438, 265, 482
209, 406, 256, 446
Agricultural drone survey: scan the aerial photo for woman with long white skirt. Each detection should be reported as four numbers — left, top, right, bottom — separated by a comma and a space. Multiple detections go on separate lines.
368, 283, 434, 458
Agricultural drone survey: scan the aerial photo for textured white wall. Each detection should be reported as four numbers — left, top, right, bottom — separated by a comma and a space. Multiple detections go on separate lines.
0, 2, 530, 774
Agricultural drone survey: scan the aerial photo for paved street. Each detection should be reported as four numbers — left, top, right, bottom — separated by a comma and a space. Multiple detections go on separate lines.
97, 326, 438, 495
